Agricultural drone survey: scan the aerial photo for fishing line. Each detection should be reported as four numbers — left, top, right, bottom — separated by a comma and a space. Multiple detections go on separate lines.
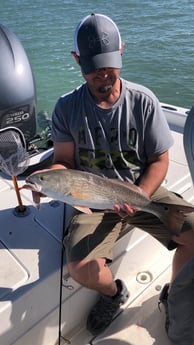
58, 203, 68, 345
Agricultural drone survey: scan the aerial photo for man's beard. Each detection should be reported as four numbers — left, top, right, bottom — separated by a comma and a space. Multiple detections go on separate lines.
97, 85, 113, 94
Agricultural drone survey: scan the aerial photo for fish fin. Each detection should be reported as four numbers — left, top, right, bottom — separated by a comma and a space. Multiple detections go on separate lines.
73, 205, 93, 214
34, 202, 41, 210
157, 203, 194, 236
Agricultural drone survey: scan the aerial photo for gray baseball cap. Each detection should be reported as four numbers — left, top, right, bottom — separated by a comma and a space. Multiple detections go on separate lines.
74, 13, 122, 74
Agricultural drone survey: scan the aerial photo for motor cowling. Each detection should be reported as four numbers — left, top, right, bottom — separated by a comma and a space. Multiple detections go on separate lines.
0, 23, 36, 142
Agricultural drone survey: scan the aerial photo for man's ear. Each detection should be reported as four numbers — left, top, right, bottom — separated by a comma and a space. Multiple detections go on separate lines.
120, 42, 125, 55
71, 51, 81, 65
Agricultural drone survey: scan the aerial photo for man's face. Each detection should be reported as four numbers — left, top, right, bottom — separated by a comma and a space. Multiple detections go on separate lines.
83, 67, 120, 96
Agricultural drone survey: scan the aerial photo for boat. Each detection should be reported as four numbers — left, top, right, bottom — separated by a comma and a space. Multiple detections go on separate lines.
0, 24, 194, 345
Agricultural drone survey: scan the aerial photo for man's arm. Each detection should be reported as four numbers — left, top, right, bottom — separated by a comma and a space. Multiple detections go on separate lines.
51, 141, 76, 169
114, 150, 169, 216
137, 150, 169, 197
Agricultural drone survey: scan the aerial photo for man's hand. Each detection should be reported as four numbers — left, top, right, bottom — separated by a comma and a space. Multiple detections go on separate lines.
114, 203, 136, 218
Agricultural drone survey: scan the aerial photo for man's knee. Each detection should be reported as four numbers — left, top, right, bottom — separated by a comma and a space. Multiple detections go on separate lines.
67, 261, 85, 282
67, 258, 106, 284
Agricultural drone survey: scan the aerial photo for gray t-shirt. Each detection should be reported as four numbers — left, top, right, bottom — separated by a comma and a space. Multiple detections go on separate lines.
52, 78, 173, 182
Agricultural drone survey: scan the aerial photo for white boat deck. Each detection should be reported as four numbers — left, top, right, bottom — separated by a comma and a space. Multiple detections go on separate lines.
0, 104, 194, 345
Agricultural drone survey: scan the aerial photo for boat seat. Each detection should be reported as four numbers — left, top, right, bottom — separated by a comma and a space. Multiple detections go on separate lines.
183, 105, 194, 184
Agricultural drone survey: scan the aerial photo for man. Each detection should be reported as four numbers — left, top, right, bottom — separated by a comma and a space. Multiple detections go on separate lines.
36, 13, 194, 336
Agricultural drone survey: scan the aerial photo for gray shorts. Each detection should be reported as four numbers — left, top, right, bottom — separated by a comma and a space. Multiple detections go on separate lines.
63, 186, 194, 263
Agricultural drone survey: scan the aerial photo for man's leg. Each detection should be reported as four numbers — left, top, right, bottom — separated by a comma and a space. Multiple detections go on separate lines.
65, 212, 129, 335
171, 229, 194, 284
67, 258, 117, 296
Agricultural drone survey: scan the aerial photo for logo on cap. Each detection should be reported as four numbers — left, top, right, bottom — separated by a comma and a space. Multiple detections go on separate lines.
88, 32, 110, 49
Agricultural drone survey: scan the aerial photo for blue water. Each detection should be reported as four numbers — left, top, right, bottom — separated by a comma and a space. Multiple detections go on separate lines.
1, 0, 194, 115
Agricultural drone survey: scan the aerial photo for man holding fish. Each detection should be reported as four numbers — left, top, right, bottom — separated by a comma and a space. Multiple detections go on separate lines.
30, 13, 194, 336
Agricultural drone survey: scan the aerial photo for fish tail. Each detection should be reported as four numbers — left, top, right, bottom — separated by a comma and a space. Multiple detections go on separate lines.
156, 203, 194, 236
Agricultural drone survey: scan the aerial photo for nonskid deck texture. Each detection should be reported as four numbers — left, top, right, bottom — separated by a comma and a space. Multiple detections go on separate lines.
0, 126, 194, 345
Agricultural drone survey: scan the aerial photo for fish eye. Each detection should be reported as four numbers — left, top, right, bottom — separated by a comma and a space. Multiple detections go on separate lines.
40, 176, 44, 181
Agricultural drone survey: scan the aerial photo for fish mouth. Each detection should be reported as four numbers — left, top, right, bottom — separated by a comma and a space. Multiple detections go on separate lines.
23, 178, 42, 192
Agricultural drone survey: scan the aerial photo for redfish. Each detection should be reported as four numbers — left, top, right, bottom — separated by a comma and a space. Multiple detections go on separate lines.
25, 168, 194, 235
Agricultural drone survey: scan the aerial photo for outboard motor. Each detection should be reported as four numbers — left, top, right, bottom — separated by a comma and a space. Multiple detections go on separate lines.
0, 23, 36, 142
0, 24, 53, 176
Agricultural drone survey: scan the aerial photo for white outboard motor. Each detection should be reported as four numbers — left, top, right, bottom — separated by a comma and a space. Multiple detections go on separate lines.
0, 23, 36, 142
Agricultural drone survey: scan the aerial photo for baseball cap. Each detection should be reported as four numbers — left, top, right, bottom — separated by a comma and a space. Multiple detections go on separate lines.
74, 13, 122, 74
